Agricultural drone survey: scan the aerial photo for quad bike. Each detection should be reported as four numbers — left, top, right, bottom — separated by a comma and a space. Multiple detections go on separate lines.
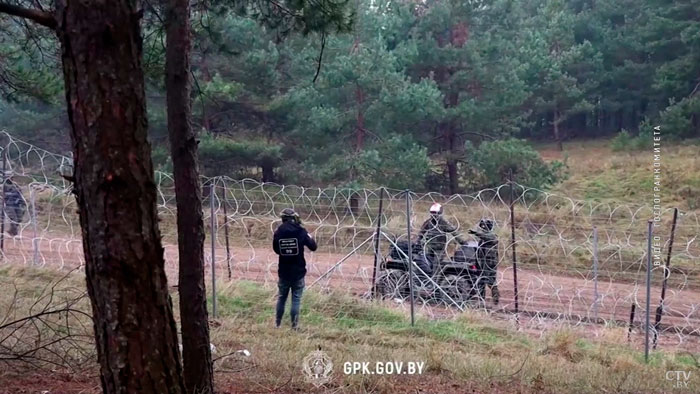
375, 238, 486, 307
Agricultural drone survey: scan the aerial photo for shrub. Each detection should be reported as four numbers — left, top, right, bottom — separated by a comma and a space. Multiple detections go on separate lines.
197, 132, 283, 178
657, 96, 700, 139
356, 135, 431, 190
462, 139, 567, 191
610, 128, 652, 152
610, 130, 634, 152
151, 145, 171, 171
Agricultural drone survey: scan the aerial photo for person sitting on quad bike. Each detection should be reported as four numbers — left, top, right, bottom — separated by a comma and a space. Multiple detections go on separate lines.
417, 203, 467, 274
469, 219, 499, 305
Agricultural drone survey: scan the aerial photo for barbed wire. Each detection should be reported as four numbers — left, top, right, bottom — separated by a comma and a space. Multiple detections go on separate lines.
0, 129, 699, 351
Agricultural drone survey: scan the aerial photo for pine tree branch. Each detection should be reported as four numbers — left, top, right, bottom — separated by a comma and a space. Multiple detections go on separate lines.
457, 131, 497, 141
689, 81, 700, 98
313, 32, 326, 84
0, 2, 56, 29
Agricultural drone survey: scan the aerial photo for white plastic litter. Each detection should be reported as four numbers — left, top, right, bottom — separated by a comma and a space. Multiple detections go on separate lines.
178, 343, 217, 354
237, 349, 251, 357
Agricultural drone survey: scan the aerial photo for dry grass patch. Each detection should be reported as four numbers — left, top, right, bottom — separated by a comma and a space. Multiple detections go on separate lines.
1, 267, 699, 393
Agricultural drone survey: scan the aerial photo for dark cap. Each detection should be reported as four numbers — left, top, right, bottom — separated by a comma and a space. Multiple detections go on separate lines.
280, 208, 298, 218
479, 219, 494, 231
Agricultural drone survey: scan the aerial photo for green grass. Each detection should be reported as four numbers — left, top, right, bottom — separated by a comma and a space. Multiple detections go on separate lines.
216, 281, 511, 346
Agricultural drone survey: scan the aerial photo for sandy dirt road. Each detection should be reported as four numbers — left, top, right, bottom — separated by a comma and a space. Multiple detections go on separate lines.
3, 236, 699, 350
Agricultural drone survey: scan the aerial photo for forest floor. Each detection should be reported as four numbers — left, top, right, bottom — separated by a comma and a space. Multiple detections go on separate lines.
1, 266, 699, 393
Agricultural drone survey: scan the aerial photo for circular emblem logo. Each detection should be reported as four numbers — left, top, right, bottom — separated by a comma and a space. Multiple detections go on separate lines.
302, 350, 333, 387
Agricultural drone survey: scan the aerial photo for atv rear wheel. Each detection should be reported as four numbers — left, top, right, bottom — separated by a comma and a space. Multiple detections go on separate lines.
376, 269, 409, 299
438, 275, 472, 307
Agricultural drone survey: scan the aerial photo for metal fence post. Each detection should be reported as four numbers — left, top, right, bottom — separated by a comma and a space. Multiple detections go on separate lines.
1, 144, 7, 252
406, 190, 415, 326
593, 226, 599, 322
210, 182, 217, 319
222, 183, 232, 280
653, 207, 678, 349
31, 185, 39, 266
627, 303, 636, 344
371, 187, 385, 299
509, 170, 520, 327
645, 220, 653, 363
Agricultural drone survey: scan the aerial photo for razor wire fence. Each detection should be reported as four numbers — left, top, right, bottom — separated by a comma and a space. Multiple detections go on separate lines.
1, 130, 700, 352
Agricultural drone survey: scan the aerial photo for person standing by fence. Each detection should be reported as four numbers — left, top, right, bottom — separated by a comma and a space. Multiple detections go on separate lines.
3, 172, 26, 236
273, 208, 317, 330
469, 219, 500, 305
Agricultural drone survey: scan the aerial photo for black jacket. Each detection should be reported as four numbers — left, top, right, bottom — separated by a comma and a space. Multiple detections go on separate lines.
273, 221, 317, 281
3, 181, 25, 209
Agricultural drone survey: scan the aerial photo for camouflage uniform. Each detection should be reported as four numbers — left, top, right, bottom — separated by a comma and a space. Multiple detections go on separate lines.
470, 226, 499, 304
417, 216, 466, 269
4, 180, 26, 236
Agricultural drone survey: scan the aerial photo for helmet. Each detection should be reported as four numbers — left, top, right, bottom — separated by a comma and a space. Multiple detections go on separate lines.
429, 203, 443, 216
479, 219, 494, 231
280, 208, 300, 223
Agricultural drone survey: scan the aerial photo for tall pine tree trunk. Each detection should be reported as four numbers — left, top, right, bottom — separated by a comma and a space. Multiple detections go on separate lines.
355, 86, 365, 151
54, 1, 185, 392
446, 158, 459, 195
444, 89, 461, 195
553, 108, 563, 151
349, 84, 364, 215
445, 125, 459, 195
164, 0, 214, 392
261, 163, 274, 182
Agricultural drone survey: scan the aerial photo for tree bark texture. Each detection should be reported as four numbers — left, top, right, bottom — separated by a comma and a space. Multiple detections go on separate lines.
164, 0, 214, 392
445, 126, 459, 195
445, 91, 460, 195
553, 108, 563, 151
446, 158, 459, 195
261, 163, 274, 182
355, 85, 365, 152
54, 1, 185, 392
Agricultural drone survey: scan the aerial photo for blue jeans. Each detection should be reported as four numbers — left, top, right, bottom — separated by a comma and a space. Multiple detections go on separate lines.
276, 278, 305, 328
